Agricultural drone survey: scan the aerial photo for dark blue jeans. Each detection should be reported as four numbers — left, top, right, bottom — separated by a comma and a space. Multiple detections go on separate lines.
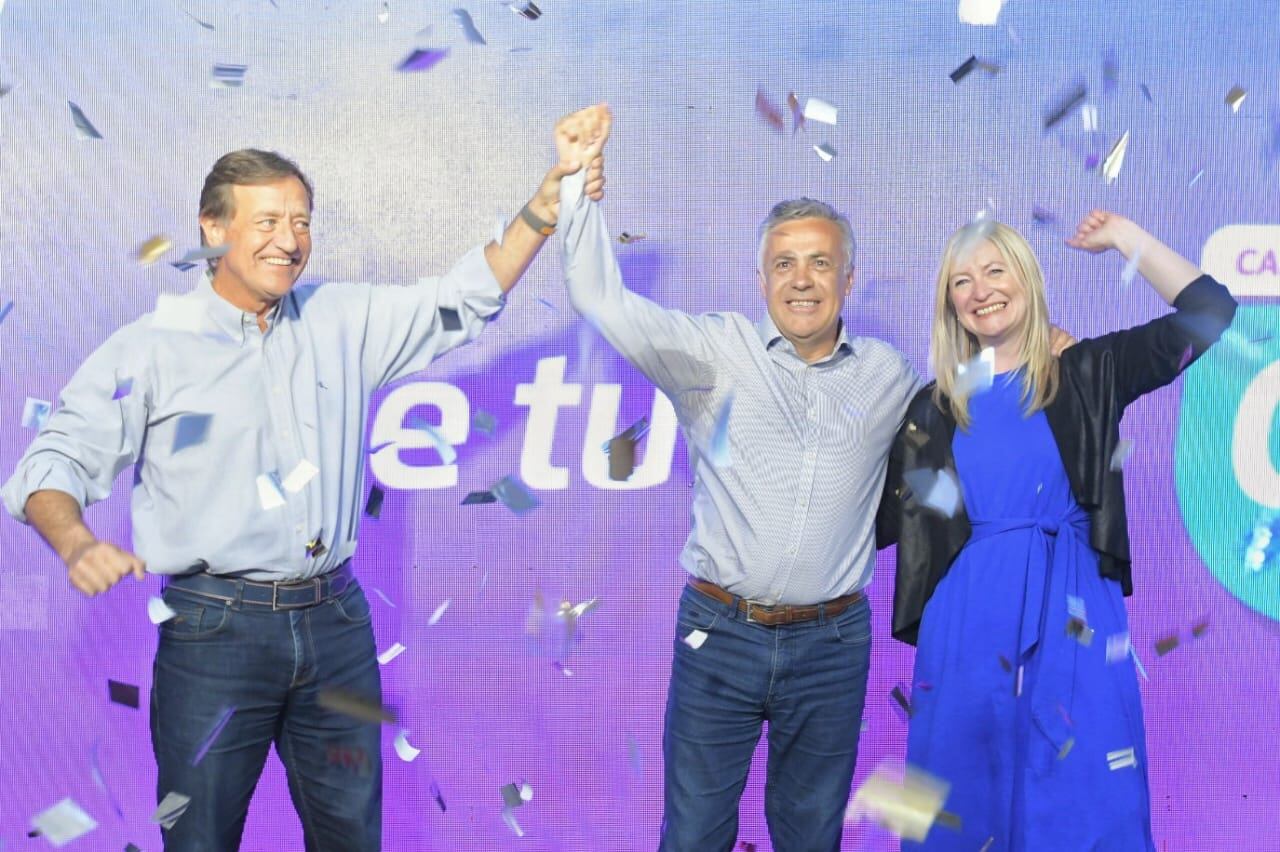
660, 584, 872, 852
150, 579, 382, 851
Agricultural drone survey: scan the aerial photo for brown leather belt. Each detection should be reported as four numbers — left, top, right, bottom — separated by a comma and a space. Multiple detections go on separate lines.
688, 578, 864, 627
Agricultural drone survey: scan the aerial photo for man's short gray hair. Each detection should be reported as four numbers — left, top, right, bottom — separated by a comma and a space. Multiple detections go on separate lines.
756, 198, 857, 272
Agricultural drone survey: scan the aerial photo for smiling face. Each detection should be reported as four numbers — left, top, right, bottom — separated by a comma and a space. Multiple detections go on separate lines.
756, 217, 854, 362
200, 177, 312, 312
946, 238, 1028, 351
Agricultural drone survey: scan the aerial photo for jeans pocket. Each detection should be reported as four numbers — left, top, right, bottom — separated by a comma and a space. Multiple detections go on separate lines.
159, 589, 232, 640
329, 582, 373, 626
831, 602, 871, 646
676, 587, 723, 636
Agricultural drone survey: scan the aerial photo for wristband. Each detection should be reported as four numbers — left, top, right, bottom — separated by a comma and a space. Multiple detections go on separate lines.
519, 204, 556, 236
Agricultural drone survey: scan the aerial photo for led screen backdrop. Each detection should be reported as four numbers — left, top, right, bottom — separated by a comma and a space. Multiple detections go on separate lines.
1, 1, 1278, 849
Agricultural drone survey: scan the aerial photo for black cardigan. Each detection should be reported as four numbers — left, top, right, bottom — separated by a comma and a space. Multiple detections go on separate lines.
877, 275, 1238, 646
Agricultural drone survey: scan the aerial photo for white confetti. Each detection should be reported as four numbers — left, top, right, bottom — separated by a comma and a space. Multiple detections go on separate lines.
957, 0, 1005, 26
377, 642, 407, 665
30, 798, 98, 847
256, 472, 286, 511
148, 596, 177, 624
813, 143, 836, 162
393, 729, 421, 762
429, 598, 451, 625
281, 459, 319, 493
802, 97, 838, 125
682, 629, 708, 649
1101, 130, 1130, 184
1109, 438, 1135, 471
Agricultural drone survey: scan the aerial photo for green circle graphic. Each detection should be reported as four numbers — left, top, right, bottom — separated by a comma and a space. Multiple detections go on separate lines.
1175, 305, 1280, 622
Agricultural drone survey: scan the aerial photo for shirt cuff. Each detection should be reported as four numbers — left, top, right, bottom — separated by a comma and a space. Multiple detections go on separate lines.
2, 459, 88, 524
451, 243, 506, 319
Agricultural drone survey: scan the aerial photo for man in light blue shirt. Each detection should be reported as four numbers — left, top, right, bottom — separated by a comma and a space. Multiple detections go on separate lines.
558, 107, 922, 851
3, 106, 606, 850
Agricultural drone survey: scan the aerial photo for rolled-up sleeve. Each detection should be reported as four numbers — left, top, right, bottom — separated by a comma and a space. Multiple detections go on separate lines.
3, 325, 150, 523
361, 244, 506, 388
559, 170, 723, 396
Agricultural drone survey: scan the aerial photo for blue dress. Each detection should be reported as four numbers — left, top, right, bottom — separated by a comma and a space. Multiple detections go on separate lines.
904, 372, 1155, 851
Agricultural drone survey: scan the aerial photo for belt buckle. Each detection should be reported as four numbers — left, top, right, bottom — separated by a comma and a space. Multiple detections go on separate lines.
744, 601, 771, 624
272, 578, 322, 611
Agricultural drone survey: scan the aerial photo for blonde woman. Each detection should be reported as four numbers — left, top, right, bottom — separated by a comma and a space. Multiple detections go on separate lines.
879, 211, 1237, 849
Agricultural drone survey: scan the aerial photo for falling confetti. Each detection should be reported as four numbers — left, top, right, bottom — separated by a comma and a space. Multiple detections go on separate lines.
1188, 168, 1205, 187
191, 706, 236, 766
509, 1, 542, 19
0, 300, 12, 323
364, 485, 385, 518
1109, 438, 1135, 471
184, 10, 216, 30
955, 346, 995, 397
890, 683, 913, 720
21, 397, 51, 431
428, 598, 451, 625
846, 762, 950, 841
317, 690, 396, 724
210, 63, 248, 88
473, 409, 498, 436
956, 0, 1005, 26
68, 101, 103, 139
754, 88, 784, 132
813, 143, 837, 162
397, 47, 450, 73
256, 472, 287, 510
618, 231, 646, 243
949, 56, 979, 84
30, 798, 98, 846
137, 235, 173, 266
152, 293, 206, 333
107, 680, 140, 709
1043, 83, 1088, 130
786, 91, 804, 132
438, 306, 463, 331
1106, 747, 1137, 771
1225, 85, 1247, 113
493, 475, 539, 514
682, 629, 708, 649
1154, 634, 1180, 656
148, 596, 177, 624
452, 8, 487, 44
172, 413, 213, 454
377, 642, 406, 665
1100, 130, 1130, 184
152, 792, 191, 830
393, 730, 421, 762
282, 459, 319, 493
802, 97, 837, 125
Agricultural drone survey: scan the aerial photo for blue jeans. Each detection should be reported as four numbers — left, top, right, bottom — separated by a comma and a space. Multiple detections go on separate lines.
150, 578, 382, 851
660, 584, 872, 852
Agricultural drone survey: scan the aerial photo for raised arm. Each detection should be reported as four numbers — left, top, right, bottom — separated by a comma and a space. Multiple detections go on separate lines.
3, 327, 149, 594
1064, 210, 1238, 406
1067, 209, 1202, 304
558, 107, 722, 394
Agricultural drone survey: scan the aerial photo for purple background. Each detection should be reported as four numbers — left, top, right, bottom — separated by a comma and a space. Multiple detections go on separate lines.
1, 1, 1278, 849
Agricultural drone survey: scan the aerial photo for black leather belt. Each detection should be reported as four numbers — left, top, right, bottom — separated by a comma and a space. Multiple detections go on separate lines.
164, 560, 354, 611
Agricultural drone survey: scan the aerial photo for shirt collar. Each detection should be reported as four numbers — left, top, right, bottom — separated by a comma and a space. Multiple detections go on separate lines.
756, 313, 857, 363
196, 272, 286, 343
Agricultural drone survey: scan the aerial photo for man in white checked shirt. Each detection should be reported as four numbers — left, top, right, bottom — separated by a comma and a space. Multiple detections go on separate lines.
558, 106, 922, 851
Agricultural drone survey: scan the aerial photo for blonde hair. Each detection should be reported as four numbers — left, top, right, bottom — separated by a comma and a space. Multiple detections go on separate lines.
930, 220, 1059, 429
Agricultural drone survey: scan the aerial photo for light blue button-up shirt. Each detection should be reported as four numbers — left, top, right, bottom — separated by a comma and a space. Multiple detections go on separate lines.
3, 246, 503, 580
560, 173, 921, 604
